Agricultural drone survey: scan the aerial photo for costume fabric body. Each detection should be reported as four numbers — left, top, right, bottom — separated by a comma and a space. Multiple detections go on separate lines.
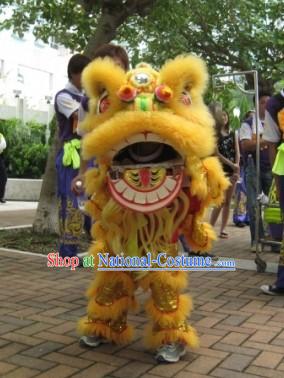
55, 83, 86, 258
233, 165, 249, 226
78, 56, 229, 349
264, 91, 284, 288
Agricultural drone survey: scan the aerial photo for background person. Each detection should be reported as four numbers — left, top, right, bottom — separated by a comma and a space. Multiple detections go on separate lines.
209, 103, 240, 238
261, 89, 284, 295
239, 91, 272, 252
55, 53, 91, 261
233, 111, 254, 228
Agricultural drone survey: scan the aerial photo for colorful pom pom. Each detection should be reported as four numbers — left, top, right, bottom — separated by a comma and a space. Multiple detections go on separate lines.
117, 85, 137, 102
155, 84, 173, 103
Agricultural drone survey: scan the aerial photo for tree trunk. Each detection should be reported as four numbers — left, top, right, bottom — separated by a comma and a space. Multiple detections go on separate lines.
33, 127, 60, 234
84, 14, 125, 58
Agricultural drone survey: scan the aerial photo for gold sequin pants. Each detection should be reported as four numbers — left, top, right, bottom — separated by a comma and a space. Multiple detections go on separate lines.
78, 271, 199, 349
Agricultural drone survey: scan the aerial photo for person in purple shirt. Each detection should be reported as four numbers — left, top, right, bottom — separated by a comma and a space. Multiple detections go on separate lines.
55, 54, 91, 261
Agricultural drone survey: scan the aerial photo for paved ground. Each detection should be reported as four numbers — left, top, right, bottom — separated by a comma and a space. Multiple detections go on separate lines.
0, 247, 284, 378
0, 202, 38, 211
0, 202, 37, 228
0, 211, 35, 228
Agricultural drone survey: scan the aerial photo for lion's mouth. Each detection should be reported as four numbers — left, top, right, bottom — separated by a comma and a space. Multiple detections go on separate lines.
107, 132, 185, 213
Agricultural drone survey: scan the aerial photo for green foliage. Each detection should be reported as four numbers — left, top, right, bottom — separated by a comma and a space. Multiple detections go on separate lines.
210, 84, 253, 130
0, 119, 49, 178
1, 0, 282, 84
274, 79, 284, 93
120, 0, 283, 85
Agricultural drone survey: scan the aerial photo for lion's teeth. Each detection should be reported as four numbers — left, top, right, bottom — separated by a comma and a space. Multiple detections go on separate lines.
146, 191, 159, 203
164, 177, 176, 191
114, 181, 127, 193
122, 188, 135, 201
134, 192, 146, 204
157, 186, 169, 199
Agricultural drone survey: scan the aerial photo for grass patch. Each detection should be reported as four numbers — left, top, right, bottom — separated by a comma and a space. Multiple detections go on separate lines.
0, 228, 90, 254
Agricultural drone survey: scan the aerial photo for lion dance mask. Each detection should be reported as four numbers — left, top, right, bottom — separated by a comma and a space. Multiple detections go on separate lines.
78, 55, 229, 358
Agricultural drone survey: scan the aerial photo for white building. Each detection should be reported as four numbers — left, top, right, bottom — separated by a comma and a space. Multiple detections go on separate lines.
0, 29, 73, 124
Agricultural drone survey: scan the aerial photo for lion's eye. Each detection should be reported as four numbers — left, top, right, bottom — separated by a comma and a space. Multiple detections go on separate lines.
181, 91, 191, 106
96, 92, 110, 114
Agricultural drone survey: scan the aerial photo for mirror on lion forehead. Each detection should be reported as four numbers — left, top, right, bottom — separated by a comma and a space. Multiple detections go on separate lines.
133, 72, 151, 85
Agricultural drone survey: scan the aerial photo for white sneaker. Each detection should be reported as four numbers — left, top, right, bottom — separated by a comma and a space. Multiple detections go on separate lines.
80, 335, 109, 348
155, 343, 186, 363
260, 284, 284, 296
251, 243, 263, 253
257, 193, 269, 205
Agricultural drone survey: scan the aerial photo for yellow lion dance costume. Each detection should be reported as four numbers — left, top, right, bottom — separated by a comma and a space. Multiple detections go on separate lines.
78, 55, 229, 362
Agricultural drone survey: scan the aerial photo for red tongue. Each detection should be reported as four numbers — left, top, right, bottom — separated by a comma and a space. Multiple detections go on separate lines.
139, 168, 151, 187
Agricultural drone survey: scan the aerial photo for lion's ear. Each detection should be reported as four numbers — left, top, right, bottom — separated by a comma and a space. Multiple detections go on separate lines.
82, 57, 126, 99
159, 55, 209, 101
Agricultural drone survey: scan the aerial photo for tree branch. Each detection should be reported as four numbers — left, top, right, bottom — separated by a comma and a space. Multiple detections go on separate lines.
78, 0, 103, 12
84, 0, 157, 58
